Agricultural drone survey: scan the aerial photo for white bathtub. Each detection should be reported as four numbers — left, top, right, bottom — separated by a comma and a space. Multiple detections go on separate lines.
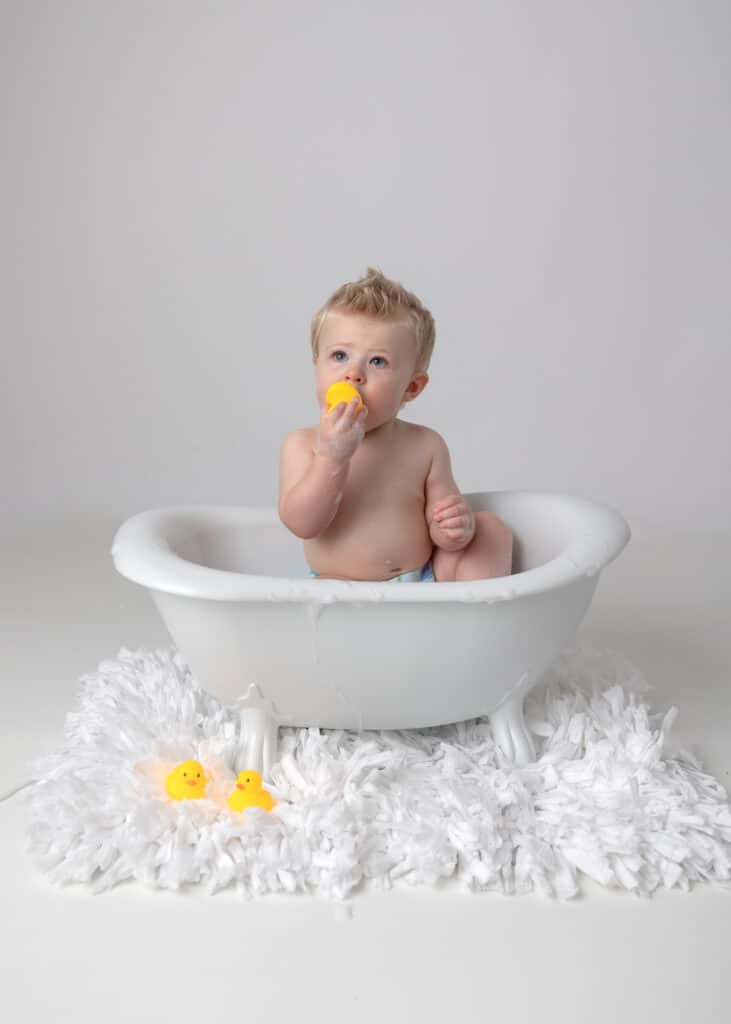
112, 491, 630, 770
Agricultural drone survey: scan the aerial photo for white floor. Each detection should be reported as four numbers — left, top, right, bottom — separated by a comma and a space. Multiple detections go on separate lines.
1, 520, 730, 1023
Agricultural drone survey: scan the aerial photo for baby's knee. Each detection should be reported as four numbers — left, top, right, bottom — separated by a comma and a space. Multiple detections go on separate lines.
475, 511, 513, 572
475, 510, 512, 547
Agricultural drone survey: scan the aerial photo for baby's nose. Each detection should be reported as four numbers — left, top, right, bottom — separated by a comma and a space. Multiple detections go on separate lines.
345, 367, 365, 384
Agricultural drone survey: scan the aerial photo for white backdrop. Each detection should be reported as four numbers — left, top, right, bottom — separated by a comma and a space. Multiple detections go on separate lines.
2, 0, 729, 534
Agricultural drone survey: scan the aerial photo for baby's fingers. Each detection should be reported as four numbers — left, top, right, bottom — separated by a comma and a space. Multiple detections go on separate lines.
336, 401, 364, 429
440, 517, 467, 534
434, 507, 465, 525
437, 506, 464, 520
433, 496, 462, 516
341, 400, 367, 429
323, 401, 347, 422
344, 397, 366, 419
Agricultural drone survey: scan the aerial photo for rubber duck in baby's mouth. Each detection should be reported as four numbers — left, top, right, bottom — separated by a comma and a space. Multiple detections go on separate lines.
325, 381, 363, 413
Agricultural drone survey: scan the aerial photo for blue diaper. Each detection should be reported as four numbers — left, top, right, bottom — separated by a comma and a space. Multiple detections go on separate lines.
307, 560, 435, 583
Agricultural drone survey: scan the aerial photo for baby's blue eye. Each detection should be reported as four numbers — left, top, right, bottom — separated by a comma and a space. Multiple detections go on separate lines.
370, 356, 387, 367
332, 351, 347, 361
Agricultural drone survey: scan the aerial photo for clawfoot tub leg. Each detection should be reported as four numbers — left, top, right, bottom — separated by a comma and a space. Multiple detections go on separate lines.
489, 695, 536, 765
234, 684, 288, 779
235, 708, 279, 779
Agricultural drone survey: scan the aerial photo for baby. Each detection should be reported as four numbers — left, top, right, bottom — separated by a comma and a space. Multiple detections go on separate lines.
278, 268, 513, 583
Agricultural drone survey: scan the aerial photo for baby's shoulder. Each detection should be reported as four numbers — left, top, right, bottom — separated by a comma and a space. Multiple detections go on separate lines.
397, 421, 449, 455
281, 425, 316, 443
280, 426, 317, 461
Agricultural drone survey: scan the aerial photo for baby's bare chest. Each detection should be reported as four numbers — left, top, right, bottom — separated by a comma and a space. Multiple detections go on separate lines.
305, 429, 435, 576
345, 441, 429, 508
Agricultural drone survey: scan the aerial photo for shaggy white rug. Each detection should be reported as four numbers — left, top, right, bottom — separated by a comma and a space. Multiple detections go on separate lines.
26, 647, 731, 899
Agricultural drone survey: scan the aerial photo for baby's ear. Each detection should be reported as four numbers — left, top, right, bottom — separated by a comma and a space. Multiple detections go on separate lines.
403, 372, 429, 403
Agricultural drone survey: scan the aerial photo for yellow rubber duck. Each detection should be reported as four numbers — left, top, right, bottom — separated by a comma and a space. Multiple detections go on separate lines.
326, 381, 363, 414
165, 759, 208, 801
228, 770, 276, 813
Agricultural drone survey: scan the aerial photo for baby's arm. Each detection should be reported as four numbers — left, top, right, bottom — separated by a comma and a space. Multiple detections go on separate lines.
424, 432, 476, 552
278, 399, 366, 539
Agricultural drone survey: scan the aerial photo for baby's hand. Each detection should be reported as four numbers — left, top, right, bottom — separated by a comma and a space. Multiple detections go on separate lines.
429, 495, 475, 551
314, 398, 368, 462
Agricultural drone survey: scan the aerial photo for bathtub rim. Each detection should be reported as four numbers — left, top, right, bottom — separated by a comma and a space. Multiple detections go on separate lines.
111, 490, 631, 605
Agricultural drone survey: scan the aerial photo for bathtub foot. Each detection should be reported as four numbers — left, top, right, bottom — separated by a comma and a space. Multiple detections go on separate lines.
234, 684, 287, 779
235, 707, 279, 780
489, 696, 536, 765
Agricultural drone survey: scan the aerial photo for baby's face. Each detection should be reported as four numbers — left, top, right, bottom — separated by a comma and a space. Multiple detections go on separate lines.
314, 312, 428, 430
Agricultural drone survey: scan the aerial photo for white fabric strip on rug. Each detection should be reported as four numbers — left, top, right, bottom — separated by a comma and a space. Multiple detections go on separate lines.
26, 647, 731, 899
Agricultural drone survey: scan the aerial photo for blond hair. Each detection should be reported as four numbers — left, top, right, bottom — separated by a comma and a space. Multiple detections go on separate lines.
310, 267, 435, 372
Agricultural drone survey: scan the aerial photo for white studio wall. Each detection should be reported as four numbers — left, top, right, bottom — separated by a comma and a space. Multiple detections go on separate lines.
2, 1, 729, 533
